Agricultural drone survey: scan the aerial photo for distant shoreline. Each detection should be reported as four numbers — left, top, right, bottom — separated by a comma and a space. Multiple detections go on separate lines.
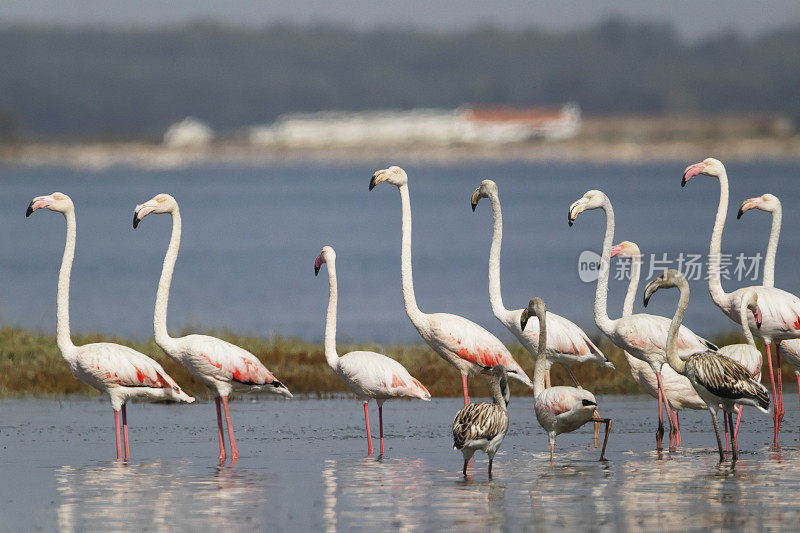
2, 137, 799, 170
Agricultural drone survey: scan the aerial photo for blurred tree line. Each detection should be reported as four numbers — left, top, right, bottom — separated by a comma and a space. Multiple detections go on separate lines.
0, 19, 797, 140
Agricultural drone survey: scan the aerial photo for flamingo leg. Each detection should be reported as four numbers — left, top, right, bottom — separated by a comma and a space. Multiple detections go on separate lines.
114, 409, 122, 461
673, 410, 681, 447
655, 377, 665, 451
121, 403, 130, 461
728, 410, 738, 462
592, 410, 601, 445
545, 369, 551, 389
776, 344, 785, 430
221, 396, 239, 460
723, 411, 730, 452
708, 408, 725, 462
215, 397, 226, 462
488, 455, 493, 478
564, 364, 581, 387
591, 417, 612, 461
656, 372, 675, 451
363, 401, 374, 456
462, 375, 470, 406
734, 407, 743, 442
764, 343, 780, 448
378, 403, 384, 457
549, 439, 555, 462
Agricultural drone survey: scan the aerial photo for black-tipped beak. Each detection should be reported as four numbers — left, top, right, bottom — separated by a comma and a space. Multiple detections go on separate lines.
314, 265, 320, 276
568, 215, 574, 227
133, 212, 140, 229
520, 309, 529, 331
681, 176, 687, 188
471, 201, 477, 212
756, 319, 762, 330
25, 201, 34, 217
643, 293, 650, 307
369, 173, 378, 191
737, 206, 746, 219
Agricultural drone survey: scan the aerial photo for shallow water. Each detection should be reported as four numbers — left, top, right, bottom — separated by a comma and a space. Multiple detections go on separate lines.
2, 395, 800, 531
2, 160, 800, 343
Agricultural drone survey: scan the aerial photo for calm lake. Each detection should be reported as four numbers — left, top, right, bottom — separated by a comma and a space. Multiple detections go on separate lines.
1, 395, 799, 531
2, 160, 800, 344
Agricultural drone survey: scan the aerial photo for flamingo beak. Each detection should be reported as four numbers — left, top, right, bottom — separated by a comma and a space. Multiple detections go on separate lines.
470, 188, 481, 212
737, 199, 758, 219
369, 171, 386, 191
754, 307, 762, 329
133, 200, 158, 228
643, 279, 660, 307
610, 244, 623, 258
26, 196, 54, 217
568, 199, 586, 227
519, 308, 529, 331
682, 162, 706, 187
314, 254, 323, 276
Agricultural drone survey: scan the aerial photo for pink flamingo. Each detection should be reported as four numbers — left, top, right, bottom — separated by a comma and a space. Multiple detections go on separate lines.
133, 194, 292, 463
738, 194, 800, 411
370, 167, 532, 405
610, 240, 706, 446
644, 269, 770, 462
569, 190, 717, 451
315, 246, 431, 456
27, 193, 194, 461
683, 158, 800, 448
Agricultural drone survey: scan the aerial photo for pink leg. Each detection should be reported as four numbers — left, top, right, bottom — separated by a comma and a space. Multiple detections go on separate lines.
378, 403, 384, 456
776, 344, 785, 429
114, 410, 122, 461
122, 404, 130, 460
221, 396, 239, 460
363, 402, 374, 456
734, 407, 743, 441
655, 376, 664, 450
462, 375, 470, 406
672, 410, 681, 447
723, 411, 730, 452
764, 344, 779, 448
656, 372, 676, 451
215, 397, 226, 462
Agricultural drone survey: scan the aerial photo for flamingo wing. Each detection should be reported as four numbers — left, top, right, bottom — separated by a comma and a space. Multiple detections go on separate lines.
452, 402, 508, 449
617, 314, 716, 359
689, 353, 769, 409
536, 386, 595, 416
718, 344, 762, 378
182, 334, 278, 386
750, 287, 800, 337
76, 343, 179, 390
338, 351, 431, 400
545, 312, 609, 362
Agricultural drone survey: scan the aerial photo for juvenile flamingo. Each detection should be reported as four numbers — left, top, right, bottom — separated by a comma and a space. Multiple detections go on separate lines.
470, 180, 613, 395
682, 158, 800, 447
133, 194, 292, 463
315, 246, 431, 456
610, 241, 705, 446
27, 193, 194, 461
452, 365, 510, 477
569, 190, 717, 451
521, 298, 611, 462
369, 166, 532, 405
644, 269, 770, 462
737, 194, 800, 409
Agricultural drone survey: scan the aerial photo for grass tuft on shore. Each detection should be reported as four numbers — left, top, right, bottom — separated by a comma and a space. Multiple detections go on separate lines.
0, 328, 790, 399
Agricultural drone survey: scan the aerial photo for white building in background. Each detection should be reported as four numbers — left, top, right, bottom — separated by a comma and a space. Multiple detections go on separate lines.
248, 104, 580, 147
163, 117, 214, 147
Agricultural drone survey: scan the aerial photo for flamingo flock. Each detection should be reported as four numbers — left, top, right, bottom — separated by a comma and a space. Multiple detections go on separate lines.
24, 156, 797, 476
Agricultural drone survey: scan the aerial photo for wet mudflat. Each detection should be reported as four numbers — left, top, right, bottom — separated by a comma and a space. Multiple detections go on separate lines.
1, 394, 799, 531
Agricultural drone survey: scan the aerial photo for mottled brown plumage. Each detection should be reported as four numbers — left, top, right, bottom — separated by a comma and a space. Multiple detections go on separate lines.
687, 352, 770, 410
452, 403, 509, 450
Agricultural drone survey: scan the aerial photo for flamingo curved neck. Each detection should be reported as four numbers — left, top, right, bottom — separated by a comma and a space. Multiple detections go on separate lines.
666, 280, 690, 375
533, 311, 547, 396
623, 252, 641, 318
57, 209, 77, 353
487, 191, 512, 324
154, 207, 181, 348
593, 198, 615, 335
708, 172, 731, 307
398, 184, 426, 327
739, 302, 756, 347
323, 260, 340, 369
763, 202, 781, 288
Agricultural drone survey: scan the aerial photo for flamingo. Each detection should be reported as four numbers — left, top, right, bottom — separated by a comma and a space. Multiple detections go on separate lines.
643, 269, 770, 462
682, 158, 800, 447
369, 166, 532, 405
568, 190, 717, 451
452, 365, 510, 477
470, 180, 614, 393
610, 240, 706, 446
315, 245, 431, 456
26, 193, 194, 461
133, 193, 292, 463
521, 297, 611, 462
737, 194, 800, 408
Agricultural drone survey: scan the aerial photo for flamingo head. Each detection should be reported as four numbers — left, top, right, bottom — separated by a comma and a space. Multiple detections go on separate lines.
643, 268, 685, 307
568, 190, 607, 226
519, 296, 546, 332
742, 290, 762, 330
133, 193, 177, 228
485, 365, 510, 405
738, 193, 780, 219
26, 192, 73, 217
610, 240, 641, 260
470, 179, 498, 211
315, 245, 335, 276
681, 157, 725, 187
369, 166, 407, 191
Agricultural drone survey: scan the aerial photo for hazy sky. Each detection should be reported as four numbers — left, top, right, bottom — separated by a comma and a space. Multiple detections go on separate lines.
2, 0, 799, 41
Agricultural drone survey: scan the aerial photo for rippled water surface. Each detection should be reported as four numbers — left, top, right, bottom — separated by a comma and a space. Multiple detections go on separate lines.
2, 395, 800, 531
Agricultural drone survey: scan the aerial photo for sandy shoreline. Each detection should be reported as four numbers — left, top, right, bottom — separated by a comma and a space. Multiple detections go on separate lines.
2, 137, 799, 170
